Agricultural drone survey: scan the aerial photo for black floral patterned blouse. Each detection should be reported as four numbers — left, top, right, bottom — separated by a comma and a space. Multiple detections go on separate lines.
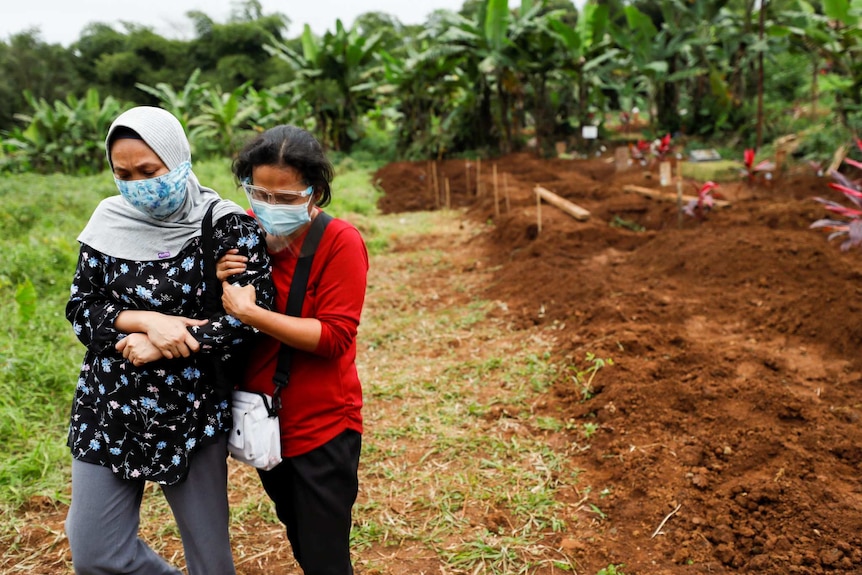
66, 212, 274, 485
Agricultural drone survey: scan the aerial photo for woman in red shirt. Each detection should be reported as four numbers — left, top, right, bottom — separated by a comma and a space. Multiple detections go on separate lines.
217, 125, 368, 575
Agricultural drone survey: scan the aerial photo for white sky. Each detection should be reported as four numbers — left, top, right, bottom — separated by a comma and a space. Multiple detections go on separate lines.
0, 0, 471, 46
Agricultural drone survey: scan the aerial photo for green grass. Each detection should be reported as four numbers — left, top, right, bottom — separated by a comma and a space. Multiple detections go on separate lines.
681, 159, 742, 182
0, 172, 107, 513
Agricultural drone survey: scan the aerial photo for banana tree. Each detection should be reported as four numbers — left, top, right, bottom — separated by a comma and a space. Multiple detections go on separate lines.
610, 2, 716, 135
377, 41, 466, 158
242, 84, 313, 132
189, 82, 258, 157
135, 69, 210, 131
770, 0, 862, 130
420, 0, 548, 154
542, 3, 620, 149
10, 88, 122, 174
265, 21, 384, 151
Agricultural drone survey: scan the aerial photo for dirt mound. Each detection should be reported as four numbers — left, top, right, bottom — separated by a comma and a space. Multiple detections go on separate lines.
374, 153, 862, 574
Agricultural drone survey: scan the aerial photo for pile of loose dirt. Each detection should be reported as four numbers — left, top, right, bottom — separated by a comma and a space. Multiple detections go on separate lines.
374, 153, 862, 574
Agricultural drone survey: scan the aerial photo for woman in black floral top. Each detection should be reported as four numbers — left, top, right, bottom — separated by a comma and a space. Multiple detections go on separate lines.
64, 106, 273, 575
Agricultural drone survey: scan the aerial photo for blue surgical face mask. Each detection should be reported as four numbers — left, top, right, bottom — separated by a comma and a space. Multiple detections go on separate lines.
250, 194, 314, 236
115, 161, 191, 219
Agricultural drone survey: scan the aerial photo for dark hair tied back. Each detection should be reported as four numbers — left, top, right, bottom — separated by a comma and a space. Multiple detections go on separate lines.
232, 125, 333, 207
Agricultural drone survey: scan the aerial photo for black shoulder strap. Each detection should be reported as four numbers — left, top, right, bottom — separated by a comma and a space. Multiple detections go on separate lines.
286, 211, 333, 316
201, 201, 220, 313
271, 212, 333, 412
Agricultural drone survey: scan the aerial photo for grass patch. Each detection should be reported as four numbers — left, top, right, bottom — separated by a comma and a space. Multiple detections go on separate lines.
681, 159, 742, 182
353, 210, 588, 572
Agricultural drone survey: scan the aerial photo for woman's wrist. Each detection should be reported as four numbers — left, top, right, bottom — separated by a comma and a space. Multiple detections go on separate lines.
115, 310, 161, 333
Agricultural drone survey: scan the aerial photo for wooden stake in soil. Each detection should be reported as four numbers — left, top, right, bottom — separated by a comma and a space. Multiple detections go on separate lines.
433, 160, 440, 210
676, 161, 684, 228
444, 177, 451, 210
774, 148, 786, 181
493, 163, 500, 218
477, 157, 483, 197
536, 186, 542, 233
503, 173, 511, 213
465, 161, 471, 196
426, 160, 433, 199
534, 186, 591, 221
829, 144, 849, 174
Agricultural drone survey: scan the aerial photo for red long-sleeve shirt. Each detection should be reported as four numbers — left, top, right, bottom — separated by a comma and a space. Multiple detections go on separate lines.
243, 213, 368, 457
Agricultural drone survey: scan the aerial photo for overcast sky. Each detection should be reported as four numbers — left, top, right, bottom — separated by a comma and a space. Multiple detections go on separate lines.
0, 0, 471, 46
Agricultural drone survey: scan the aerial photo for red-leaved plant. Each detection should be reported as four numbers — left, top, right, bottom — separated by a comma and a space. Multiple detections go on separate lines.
847, 138, 862, 166
631, 134, 672, 166
811, 167, 862, 251
630, 139, 651, 162
742, 148, 775, 184
683, 181, 720, 219
652, 133, 672, 161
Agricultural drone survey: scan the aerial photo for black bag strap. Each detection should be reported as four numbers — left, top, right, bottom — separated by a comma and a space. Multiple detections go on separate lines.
201, 202, 220, 312
270, 211, 333, 414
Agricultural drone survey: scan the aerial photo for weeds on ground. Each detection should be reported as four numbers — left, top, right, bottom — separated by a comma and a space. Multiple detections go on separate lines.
569, 352, 615, 401
609, 215, 645, 232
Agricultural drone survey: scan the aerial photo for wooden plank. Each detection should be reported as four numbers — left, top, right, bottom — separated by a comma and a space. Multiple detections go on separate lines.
828, 144, 848, 175
623, 185, 731, 209
533, 186, 591, 221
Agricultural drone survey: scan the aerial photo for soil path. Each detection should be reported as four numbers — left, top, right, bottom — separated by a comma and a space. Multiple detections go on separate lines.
374, 153, 862, 574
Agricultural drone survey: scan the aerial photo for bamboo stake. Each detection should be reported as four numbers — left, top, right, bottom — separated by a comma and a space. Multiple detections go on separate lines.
465, 161, 471, 196
426, 160, 432, 199
477, 157, 483, 197
444, 177, 451, 210
432, 160, 439, 209
828, 144, 848, 174
503, 173, 511, 213
676, 161, 683, 228
493, 163, 500, 218
775, 148, 786, 181
536, 186, 542, 233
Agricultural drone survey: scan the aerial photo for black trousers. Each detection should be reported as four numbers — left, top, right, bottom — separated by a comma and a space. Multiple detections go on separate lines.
258, 429, 361, 575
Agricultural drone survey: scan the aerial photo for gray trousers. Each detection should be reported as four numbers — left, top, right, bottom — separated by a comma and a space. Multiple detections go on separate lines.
65, 436, 236, 575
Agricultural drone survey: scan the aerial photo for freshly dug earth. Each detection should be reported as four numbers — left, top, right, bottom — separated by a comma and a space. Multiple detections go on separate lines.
374, 153, 862, 574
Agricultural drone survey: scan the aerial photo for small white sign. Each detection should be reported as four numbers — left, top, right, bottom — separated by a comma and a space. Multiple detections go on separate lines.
582, 125, 598, 139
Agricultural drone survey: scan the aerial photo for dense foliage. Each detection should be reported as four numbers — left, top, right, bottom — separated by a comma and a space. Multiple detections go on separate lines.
1, 0, 861, 172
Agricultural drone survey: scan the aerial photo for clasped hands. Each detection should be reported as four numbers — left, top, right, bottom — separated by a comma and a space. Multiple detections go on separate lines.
115, 249, 258, 367
116, 314, 207, 367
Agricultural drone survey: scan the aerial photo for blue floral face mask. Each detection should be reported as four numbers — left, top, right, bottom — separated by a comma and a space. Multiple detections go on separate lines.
115, 161, 191, 219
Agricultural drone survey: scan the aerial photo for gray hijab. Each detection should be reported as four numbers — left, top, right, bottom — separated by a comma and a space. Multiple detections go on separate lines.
77, 106, 244, 261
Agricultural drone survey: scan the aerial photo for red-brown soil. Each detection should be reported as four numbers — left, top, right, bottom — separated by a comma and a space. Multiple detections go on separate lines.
374, 153, 862, 574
